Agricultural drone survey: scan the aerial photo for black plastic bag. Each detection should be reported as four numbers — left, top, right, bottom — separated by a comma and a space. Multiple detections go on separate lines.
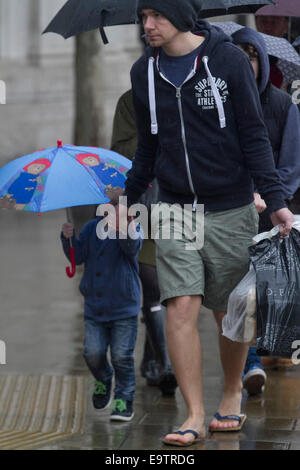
249, 228, 300, 358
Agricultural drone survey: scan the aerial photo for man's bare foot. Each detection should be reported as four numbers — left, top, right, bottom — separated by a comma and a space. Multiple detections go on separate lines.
163, 417, 206, 445
209, 390, 244, 431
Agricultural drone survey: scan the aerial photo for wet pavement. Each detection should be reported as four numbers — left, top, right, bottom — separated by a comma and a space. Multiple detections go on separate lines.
0, 209, 300, 451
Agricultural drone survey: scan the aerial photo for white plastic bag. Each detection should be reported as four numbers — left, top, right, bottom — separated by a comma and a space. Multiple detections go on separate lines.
222, 264, 256, 343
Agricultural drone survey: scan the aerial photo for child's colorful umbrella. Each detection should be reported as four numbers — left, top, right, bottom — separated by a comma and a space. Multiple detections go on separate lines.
0, 140, 131, 276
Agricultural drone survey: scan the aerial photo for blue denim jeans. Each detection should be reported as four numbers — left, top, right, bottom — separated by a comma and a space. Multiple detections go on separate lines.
83, 316, 138, 402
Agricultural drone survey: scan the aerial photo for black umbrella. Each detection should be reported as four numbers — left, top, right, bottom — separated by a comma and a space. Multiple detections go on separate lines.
198, 0, 275, 18
43, 0, 275, 44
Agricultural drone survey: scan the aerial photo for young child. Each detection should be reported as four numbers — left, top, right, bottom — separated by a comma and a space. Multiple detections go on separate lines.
61, 209, 142, 421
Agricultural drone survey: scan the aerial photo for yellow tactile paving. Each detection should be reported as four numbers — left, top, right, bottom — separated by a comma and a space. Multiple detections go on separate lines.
0, 375, 87, 450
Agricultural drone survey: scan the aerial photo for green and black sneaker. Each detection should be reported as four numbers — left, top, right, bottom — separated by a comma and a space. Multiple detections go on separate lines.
92, 380, 112, 410
110, 398, 134, 421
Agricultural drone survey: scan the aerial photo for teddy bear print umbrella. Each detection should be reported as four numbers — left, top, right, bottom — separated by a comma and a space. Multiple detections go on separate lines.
0, 140, 131, 213
0, 140, 131, 276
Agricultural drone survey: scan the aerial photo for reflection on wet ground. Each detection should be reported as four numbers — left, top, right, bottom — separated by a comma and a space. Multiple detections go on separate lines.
0, 209, 300, 450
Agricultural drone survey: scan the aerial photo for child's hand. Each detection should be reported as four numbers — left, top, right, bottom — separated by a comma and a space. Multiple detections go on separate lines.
62, 222, 74, 239
107, 203, 129, 234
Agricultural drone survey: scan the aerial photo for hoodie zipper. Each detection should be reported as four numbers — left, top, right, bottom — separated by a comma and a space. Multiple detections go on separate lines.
176, 86, 198, 211
157, 63, 198, 211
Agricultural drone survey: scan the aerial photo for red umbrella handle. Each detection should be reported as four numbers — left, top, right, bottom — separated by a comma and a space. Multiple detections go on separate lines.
66, 246, 76, 278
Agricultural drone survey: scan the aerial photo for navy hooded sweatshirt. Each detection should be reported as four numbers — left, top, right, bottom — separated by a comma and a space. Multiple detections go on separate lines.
124, 20, 286, 213
232, 27, 300, 202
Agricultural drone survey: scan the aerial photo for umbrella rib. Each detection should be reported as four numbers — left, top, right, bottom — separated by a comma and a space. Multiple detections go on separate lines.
35, 147, 57, 214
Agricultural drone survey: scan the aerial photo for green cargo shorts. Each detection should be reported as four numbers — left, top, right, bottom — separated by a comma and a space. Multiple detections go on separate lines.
152, 202, 259, 311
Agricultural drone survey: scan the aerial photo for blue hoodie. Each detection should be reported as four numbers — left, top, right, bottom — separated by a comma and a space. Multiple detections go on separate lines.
232, 27, 300, 202
125, 20, 286, 213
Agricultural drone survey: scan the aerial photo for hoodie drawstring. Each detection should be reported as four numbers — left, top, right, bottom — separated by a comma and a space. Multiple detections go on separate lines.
148, 57, 158, 135
202, 56, 226, 129
147, 54, 226, 133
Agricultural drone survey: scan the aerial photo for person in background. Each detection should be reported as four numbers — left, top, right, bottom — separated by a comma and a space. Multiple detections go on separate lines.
61, 210, 142, 421
256, 10, 300, 300
232, 27, 300, 388
255, 14, 290, 90
111, 89, 177, 396
255, 14, 289, 38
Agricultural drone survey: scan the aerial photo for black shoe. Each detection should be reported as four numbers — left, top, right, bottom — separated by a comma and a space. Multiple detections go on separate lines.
158, 370, 178, 396
140, 338, 155, 378
144, 359, 162, 386
92, 380, 112, 410
110, 399, 134, 421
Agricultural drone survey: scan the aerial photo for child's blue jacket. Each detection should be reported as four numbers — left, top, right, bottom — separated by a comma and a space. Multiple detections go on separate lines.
61, 217, 142, 322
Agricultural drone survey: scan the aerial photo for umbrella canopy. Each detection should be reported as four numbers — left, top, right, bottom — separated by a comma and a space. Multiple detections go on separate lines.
0, 140, 131, 213
256, 0, 300, 17
43, 0, 275, 44
198, 0, 275, 17
212, 21, 300, 83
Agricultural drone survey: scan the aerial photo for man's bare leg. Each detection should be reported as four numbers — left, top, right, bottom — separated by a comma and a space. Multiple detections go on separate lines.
163, 295, 206, 444
209, 311, 249, 430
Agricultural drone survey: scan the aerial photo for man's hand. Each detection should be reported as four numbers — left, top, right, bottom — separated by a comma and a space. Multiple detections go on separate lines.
270, 207, 296, 237
254, 192, 267, 214
62, 222, 74, 239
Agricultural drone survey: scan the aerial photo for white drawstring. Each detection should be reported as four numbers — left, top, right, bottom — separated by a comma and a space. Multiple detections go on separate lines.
148, 57, 158, 134
147, 54, 226, 134
202, 56, 226, 129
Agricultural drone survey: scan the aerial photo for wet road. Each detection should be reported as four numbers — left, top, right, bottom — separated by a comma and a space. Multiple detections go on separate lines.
0, 209, 300, 450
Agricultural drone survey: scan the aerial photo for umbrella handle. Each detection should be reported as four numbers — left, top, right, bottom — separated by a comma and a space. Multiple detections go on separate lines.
65, 206, 76, 277
66, 245, 76, 278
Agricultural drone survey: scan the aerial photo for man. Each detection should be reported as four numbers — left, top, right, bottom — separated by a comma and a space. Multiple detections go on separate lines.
119, 0, 295, 446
